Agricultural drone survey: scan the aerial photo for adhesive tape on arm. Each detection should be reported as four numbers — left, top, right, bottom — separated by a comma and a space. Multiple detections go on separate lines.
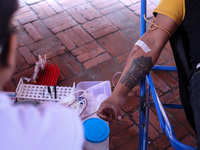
135, 40, 151, 53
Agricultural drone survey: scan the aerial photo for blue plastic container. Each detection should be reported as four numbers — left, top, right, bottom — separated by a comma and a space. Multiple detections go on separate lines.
83, 118, 110, 150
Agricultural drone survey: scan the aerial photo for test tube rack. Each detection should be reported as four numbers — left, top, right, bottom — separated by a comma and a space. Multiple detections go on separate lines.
36, 63, 60, 86
16, 78, 75, 103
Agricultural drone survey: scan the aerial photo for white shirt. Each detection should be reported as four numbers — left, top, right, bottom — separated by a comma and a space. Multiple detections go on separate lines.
0, 92, 84, 150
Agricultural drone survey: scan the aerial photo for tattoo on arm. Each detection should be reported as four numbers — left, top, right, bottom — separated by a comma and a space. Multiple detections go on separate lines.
120, 56, 153, 90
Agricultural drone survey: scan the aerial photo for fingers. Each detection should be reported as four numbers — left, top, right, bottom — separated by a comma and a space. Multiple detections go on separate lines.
97, 107, 116, 122
97, 113, 109, 121
97, 111, 123, 122
97, 98, 124, 122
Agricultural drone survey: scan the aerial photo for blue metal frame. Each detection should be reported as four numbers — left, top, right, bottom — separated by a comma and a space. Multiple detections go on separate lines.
138, 0, 197, 149
152, 65, 177, 71
139, 0, 147, 149
146, 74, 196, 149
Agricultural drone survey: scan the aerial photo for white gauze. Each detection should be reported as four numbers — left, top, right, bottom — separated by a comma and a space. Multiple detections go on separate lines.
135, 39, 151, 53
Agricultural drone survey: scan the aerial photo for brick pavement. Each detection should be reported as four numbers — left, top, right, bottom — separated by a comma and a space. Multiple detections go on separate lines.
4, 0, 197, 149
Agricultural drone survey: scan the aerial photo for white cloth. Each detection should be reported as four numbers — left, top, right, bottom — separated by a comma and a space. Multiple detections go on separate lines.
0, 92, 84, 150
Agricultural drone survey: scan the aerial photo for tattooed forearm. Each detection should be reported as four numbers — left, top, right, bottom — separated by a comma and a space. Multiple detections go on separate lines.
120, 56, 153, 90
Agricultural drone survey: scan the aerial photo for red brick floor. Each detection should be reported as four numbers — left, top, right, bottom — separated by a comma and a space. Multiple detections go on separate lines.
5, 0, 197, 149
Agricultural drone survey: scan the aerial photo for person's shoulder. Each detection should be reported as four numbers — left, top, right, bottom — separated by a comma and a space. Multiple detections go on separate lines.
38, 103, 84, 149
0, 92, 12, 109
39, 103, 79, 117
0, 103, 84, 150
38, 103, 83, 125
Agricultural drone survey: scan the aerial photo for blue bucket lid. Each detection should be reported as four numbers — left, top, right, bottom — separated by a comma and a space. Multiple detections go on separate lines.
83, 118, 110, 143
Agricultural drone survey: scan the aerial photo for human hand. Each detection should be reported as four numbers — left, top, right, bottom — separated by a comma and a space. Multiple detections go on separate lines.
97, 95, 124, 122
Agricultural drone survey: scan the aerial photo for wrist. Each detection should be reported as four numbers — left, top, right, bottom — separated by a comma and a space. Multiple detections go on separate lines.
112, 85, 129, 98
110, 91, 125, 106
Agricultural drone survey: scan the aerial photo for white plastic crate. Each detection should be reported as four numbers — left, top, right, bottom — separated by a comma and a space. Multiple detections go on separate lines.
76, 81, 112, 119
